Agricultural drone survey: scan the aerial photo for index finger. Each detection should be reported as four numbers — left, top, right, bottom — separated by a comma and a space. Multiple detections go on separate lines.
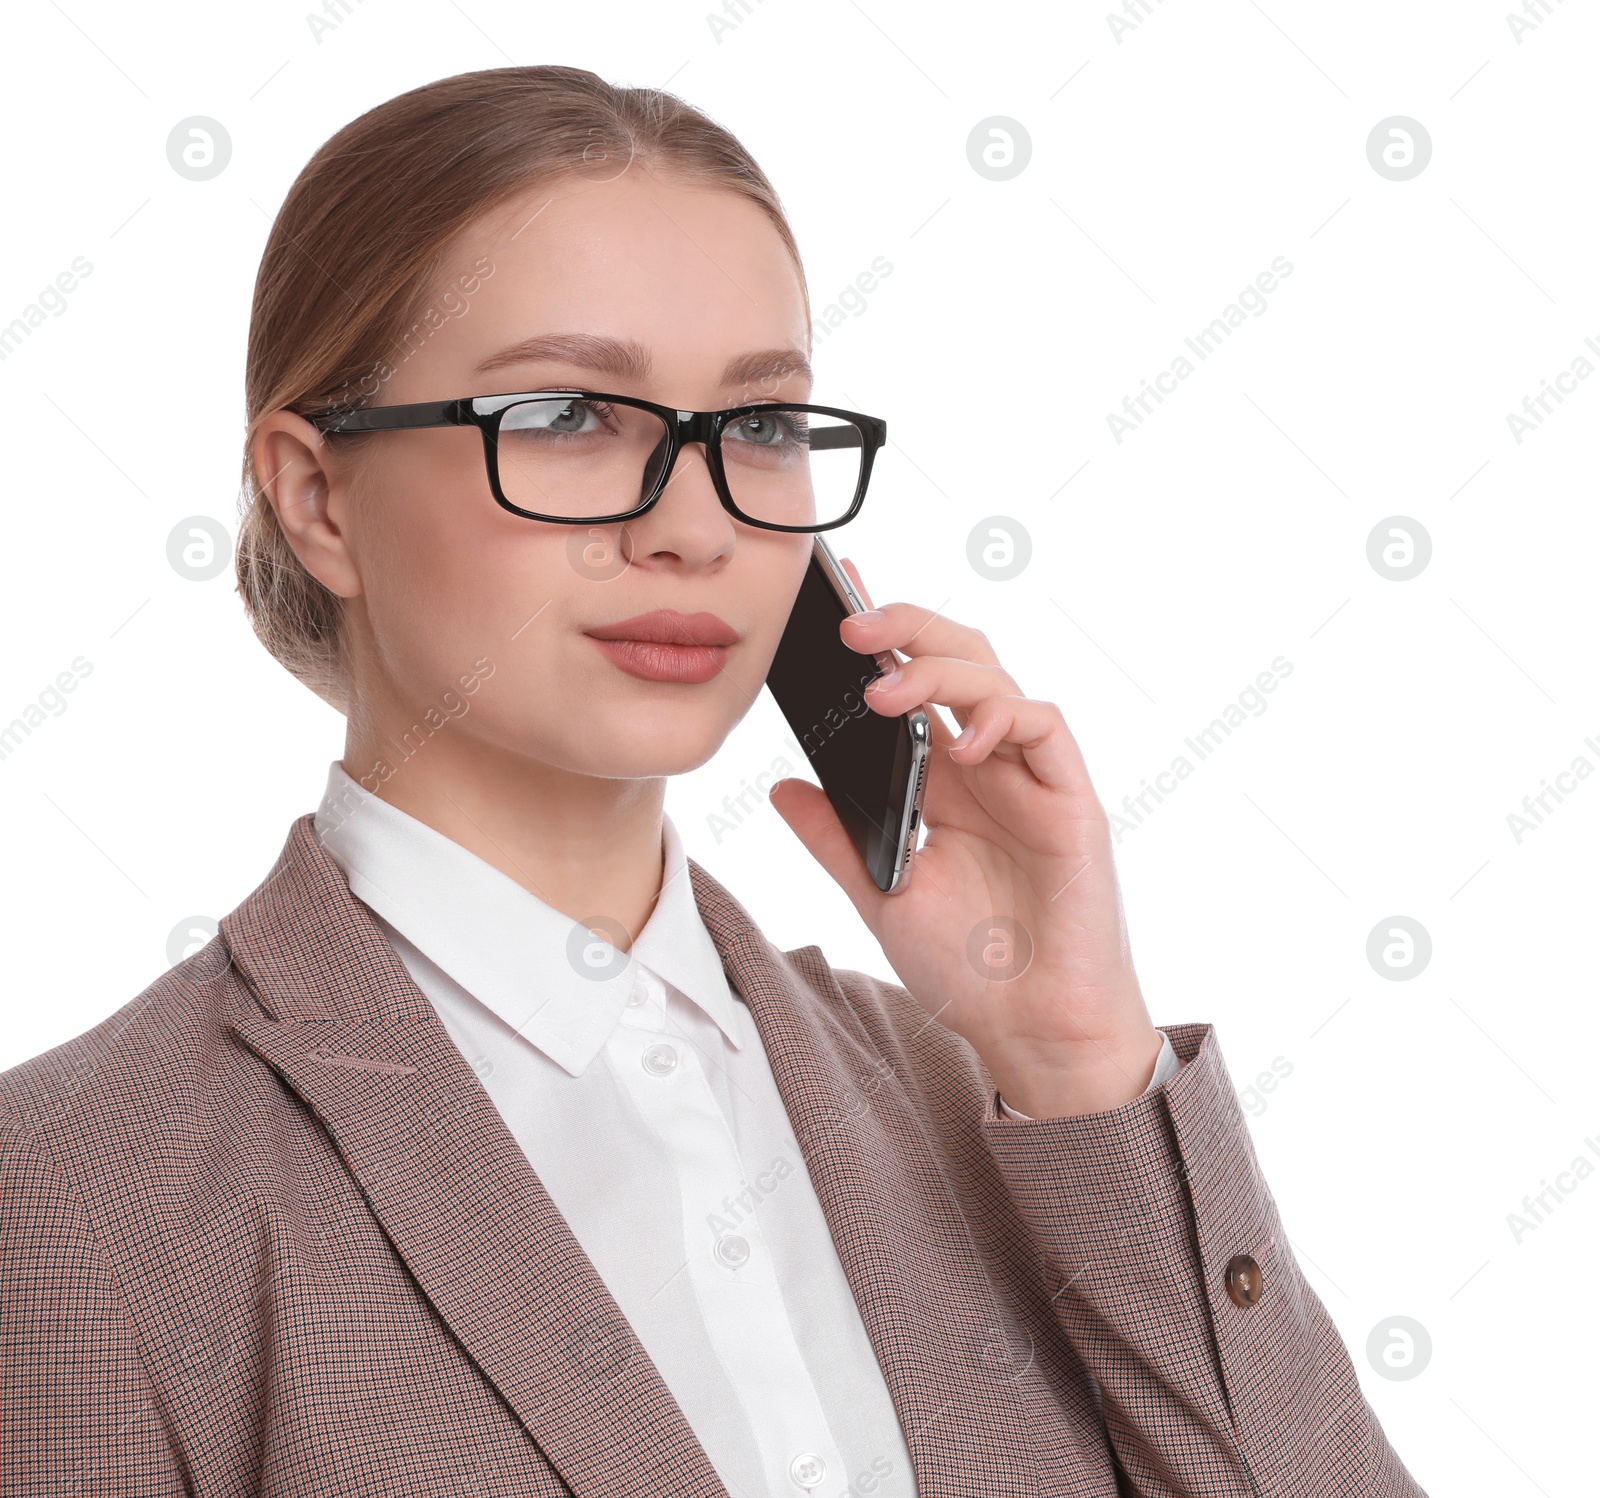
841, 596, 1003, 672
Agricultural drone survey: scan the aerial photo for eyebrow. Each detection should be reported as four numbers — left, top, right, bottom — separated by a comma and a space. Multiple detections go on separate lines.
472, 333, 813, 393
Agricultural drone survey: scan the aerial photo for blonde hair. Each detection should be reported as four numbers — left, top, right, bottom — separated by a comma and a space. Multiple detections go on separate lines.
236, 65, 808, 711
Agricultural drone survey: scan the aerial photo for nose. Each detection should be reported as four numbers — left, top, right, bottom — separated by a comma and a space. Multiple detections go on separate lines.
657, 432, 716, 499
634, 433, 737, 562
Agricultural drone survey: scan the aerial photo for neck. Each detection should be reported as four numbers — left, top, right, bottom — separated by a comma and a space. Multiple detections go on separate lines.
339, 722, 667, 952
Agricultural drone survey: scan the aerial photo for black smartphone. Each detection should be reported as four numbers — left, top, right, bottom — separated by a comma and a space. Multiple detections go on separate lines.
765, 535, 930, 893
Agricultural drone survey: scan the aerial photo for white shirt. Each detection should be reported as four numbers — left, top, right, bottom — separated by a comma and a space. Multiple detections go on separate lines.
313, 761, 1180, 1498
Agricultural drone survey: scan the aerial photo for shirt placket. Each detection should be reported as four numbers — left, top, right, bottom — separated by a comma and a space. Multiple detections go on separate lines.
610, 963, 849, 1498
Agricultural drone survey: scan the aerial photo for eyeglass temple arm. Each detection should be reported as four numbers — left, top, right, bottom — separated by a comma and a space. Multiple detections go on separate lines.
304, 399, 469, 434
806, 418, 885, 451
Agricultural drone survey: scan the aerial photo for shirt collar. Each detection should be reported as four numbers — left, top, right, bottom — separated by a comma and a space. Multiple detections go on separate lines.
312, 761, 744, 1077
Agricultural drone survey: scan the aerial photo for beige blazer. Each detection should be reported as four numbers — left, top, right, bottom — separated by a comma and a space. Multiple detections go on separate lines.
0, 813, 1427, 1496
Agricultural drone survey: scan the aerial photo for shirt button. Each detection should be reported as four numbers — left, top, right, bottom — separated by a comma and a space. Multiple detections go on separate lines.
1224, 1253, 1263, 1307
626, 976, 647, 1007
788, 1452, 826, 1490
713, 1234, 750, 1269
641, 1043, 678, 1076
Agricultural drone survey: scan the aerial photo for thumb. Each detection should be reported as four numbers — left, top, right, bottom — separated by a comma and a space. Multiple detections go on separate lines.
767, 777, 881, 913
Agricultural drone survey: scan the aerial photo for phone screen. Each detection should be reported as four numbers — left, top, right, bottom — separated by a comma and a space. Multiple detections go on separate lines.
765, 553, 924, 891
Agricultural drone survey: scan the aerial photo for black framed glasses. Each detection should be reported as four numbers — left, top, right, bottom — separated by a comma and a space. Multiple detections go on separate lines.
301, 389, 887, 534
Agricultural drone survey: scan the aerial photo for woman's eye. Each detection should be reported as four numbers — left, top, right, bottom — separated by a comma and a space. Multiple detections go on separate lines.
506, 398, 611, 434
729, 410, 800, 446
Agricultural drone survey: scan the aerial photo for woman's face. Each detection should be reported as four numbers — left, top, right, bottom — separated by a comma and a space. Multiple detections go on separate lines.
275, 168, 816, 781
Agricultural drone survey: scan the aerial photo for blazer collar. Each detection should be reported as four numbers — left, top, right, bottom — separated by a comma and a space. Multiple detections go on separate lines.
223, 813, 1039, 1498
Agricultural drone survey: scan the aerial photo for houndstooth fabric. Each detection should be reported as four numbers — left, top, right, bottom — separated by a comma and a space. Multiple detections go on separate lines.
1, 813, 1428, 1496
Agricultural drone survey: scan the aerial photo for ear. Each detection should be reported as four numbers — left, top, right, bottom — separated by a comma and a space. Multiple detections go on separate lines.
251, 412, 364, 599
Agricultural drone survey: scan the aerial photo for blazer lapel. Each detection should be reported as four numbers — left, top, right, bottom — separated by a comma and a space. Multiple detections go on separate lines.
687, 860, 1041, 1498
223, 816, 731, 1498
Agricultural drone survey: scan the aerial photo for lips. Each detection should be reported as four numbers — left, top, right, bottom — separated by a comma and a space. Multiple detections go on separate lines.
583, 610, 740, 684
583, 610, 740, 646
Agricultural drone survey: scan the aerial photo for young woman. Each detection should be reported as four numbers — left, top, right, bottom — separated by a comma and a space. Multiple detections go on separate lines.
0, 67, 1426, 1497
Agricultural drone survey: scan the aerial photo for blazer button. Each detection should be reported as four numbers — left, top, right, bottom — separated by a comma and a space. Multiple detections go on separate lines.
1224, 1253, 1263, 1307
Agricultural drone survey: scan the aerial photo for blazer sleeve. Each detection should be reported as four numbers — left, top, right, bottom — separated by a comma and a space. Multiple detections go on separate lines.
1, 1107, 190, 1497
977, 1021, 1429, 1498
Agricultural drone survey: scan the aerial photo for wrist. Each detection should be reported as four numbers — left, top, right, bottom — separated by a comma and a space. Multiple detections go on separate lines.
988, 1024, 1165, 1120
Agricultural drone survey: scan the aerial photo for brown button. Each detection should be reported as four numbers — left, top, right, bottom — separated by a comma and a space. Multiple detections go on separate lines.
1224, 1254, 1263, 1308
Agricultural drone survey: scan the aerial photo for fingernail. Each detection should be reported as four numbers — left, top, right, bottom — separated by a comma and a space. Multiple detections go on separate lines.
870, 666, 901, 689
851, 609, 882, 623
952, 724, 974, 748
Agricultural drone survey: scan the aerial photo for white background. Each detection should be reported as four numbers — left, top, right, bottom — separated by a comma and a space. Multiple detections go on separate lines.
1, 2, 1595, 1493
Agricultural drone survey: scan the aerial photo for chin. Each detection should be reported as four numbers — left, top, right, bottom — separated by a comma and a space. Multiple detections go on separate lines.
579, 741, 727, 780
545, 711, 735, 782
